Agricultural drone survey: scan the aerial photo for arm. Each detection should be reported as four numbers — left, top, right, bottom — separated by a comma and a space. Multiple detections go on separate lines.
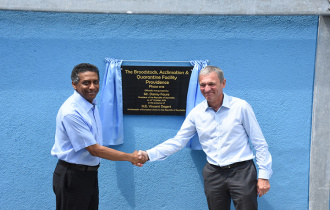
241, 102, 272, 196
242, 102, 273, 179
63, 114, 146, 166
145, 113, 197, 161
86, 144, 146, 166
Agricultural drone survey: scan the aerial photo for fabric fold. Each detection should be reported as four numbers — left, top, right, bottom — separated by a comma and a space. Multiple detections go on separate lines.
185, 60, 209, 150
99, 58, 124, 146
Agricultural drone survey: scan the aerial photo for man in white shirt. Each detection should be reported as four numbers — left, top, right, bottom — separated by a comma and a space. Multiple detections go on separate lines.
139, 65, 272, 210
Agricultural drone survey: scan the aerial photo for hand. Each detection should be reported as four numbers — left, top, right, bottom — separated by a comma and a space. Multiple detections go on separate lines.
257, 178, 270, 197
131, 150, 147, 167
138, 150, 149, 161
132, 150, 149, 167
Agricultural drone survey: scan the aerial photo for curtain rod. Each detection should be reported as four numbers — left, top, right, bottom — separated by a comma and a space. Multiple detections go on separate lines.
122, 60, 191, 63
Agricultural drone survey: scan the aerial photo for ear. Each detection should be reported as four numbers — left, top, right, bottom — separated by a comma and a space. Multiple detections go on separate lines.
222, 79, 226, 88
72, 81, 77, 90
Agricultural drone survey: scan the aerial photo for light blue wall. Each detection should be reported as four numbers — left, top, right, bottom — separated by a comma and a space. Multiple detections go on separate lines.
0, 11, 318, 209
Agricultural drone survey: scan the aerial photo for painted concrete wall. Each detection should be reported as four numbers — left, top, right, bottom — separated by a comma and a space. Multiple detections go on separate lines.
0, 11, 318, 209
310, 15, 330, 210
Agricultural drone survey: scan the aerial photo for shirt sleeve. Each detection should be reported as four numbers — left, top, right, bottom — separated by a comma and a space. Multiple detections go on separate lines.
62, 113, 97, 152
241, 102, 273, 179
147, 112, 197, 161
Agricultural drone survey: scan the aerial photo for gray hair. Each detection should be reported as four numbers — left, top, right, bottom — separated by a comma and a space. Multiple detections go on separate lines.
199, 65, 224, 82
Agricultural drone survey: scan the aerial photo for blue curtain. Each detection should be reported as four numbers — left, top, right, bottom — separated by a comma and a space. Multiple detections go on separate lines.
185, 60, 209, 150
99, 58, 124, 146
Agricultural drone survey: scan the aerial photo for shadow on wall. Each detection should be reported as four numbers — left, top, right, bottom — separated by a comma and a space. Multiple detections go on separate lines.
115, 161, 136, 208
110, 144, 136, 209
190, 149, 207, 184
258, 198, 275, 210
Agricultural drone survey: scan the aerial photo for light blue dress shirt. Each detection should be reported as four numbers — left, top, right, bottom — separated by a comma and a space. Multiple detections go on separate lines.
51, 91, 103, 166
147, 93, 273, 179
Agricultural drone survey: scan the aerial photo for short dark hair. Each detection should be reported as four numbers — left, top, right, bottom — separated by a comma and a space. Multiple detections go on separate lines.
71, 63, 100, 84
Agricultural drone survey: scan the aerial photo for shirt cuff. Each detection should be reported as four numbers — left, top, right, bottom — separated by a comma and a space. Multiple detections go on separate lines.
258, 169, 272, 180
146, 149, 167, 161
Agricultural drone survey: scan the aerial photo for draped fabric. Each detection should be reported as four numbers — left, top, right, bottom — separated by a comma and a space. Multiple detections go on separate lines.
185, 60, 209, 150
99, 58, 124, 146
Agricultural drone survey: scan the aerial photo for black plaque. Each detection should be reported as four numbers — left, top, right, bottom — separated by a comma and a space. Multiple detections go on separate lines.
122, 66, 192, 115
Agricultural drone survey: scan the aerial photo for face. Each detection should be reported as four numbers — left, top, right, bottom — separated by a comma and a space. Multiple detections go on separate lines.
72, 71, 100, 103
199, 72, 226, 105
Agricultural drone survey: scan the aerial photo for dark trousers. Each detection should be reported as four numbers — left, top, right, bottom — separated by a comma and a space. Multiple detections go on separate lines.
202, 160, 258, 210
53, 161, 99, 210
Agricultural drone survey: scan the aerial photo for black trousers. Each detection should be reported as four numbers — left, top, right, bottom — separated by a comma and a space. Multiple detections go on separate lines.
202, 160, 258, 210
53, 161, 99, 210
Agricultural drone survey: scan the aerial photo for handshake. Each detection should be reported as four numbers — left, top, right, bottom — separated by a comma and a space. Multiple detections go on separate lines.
130, 150, 149, 167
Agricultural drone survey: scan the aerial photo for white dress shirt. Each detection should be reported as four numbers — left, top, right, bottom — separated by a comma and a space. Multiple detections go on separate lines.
147, 93, 272, 179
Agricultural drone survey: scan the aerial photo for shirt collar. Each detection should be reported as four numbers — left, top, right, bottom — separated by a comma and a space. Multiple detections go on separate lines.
73, 90, 97, 112
202, 92, 230, 111
221, 93, 230, 108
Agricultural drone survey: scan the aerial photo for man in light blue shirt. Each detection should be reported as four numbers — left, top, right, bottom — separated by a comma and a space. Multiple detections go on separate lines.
139, 65, 272, 210
51, 63, 146, 210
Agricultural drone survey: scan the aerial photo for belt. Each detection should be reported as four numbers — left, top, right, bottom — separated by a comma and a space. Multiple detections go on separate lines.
210, 160, 251, 169
58, 160, 100, 171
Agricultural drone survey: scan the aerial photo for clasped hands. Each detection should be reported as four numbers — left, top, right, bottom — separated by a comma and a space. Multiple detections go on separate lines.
130, 150, 149, 167
130, 150, 148, 167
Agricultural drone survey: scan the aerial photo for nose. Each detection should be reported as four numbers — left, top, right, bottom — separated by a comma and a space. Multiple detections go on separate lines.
89, 83, 96, 90
204, 85, 211, 92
